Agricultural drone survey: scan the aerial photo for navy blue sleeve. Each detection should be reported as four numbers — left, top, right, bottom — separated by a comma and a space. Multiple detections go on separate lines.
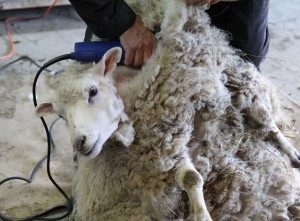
69, 0, 136, 39
207, 0, 270, 68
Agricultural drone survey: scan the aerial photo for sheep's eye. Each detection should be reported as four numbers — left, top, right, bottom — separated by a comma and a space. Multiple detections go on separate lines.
89, 87, 98, 98
88, 87, 98, 104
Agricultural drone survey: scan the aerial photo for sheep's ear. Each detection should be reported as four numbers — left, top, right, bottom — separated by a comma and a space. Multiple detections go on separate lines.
35, 103, 55, 117
95, 47, 122, 76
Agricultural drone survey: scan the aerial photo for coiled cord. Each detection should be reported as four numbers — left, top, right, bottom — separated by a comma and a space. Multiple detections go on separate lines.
0, 54, 73, 221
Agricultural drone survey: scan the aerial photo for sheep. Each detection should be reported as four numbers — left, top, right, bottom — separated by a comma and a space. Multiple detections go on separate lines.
36, 0, 300, 220
36, 46, 213, 221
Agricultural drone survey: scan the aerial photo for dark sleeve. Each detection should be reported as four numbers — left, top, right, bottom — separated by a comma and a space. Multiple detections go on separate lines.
207, 0, 270, 68
69, 0, 136, 39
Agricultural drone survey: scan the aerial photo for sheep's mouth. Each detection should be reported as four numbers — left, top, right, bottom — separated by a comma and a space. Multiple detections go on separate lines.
83, 136, 100, 156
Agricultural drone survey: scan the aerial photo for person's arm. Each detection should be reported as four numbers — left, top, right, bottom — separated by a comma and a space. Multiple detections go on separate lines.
69, 0, 136, 39
69, 0, 157, 66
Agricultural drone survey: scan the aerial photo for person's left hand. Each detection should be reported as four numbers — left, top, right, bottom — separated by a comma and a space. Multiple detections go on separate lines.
186, 0, 221, 5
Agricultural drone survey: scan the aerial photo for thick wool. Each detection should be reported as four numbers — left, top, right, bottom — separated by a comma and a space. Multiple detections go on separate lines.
47, 0, 300, 220
143, 2, 300, 221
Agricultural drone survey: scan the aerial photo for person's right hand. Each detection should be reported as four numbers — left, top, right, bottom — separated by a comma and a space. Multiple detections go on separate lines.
120, 16, 157, 67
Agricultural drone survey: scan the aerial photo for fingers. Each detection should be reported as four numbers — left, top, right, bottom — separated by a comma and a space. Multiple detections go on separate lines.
133, 46, 143, 67
123, 37, 154, 67
120, 16, 157, 67
124, 46, 135, 66
129, 32, 156, 67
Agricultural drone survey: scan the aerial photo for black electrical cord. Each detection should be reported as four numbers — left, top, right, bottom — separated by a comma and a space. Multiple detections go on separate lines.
0, 117, 60, 186
0, 54, 73, 221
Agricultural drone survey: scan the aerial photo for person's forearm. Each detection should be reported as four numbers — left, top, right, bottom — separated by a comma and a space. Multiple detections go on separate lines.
69, 0, 136, 39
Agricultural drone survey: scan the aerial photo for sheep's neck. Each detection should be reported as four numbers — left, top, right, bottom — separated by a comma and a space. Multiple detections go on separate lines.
112, 66, 141, 104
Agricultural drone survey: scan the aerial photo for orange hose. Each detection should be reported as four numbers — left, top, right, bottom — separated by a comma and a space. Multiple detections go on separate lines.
0, 0, 58, 60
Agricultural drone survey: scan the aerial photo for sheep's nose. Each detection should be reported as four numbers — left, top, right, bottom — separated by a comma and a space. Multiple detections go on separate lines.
74, 135, 86, 151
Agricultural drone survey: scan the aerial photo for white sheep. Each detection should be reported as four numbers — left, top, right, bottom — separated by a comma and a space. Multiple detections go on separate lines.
36, 0, 300, 220
36, 47, 213, 221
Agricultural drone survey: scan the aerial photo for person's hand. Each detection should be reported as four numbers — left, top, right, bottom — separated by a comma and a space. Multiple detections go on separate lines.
186, 0, 221, 5
120, 16, 157, 67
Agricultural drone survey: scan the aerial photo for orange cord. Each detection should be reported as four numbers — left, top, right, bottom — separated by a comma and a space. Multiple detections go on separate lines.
0, 0, 58, 60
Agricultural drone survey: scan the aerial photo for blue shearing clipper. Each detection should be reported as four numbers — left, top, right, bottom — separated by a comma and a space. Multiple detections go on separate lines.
71, 41, 125, 63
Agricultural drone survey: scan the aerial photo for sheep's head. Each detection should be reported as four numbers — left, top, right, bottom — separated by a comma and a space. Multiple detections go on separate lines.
36, 47, 127, 158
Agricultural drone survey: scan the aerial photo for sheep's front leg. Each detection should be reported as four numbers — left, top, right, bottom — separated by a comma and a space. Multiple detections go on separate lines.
176, 156, 212, 221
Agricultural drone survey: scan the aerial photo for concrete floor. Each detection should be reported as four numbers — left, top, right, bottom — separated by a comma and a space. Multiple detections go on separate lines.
0, 2, 299, 219
261, 0, 300, 106
0, 6, 83, 220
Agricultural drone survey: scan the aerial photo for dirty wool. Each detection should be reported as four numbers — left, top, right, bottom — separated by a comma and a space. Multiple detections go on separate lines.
124, 1, 300, 220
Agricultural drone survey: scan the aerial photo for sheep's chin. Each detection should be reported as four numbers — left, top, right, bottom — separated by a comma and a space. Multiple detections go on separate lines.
86, 147, 102, 159
82, 137, 104, 159
79, 122, 119, 159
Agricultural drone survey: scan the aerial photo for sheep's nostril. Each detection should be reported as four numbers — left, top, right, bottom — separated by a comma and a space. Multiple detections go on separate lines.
76, 135, 86, 151
81, 135, 86, 146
